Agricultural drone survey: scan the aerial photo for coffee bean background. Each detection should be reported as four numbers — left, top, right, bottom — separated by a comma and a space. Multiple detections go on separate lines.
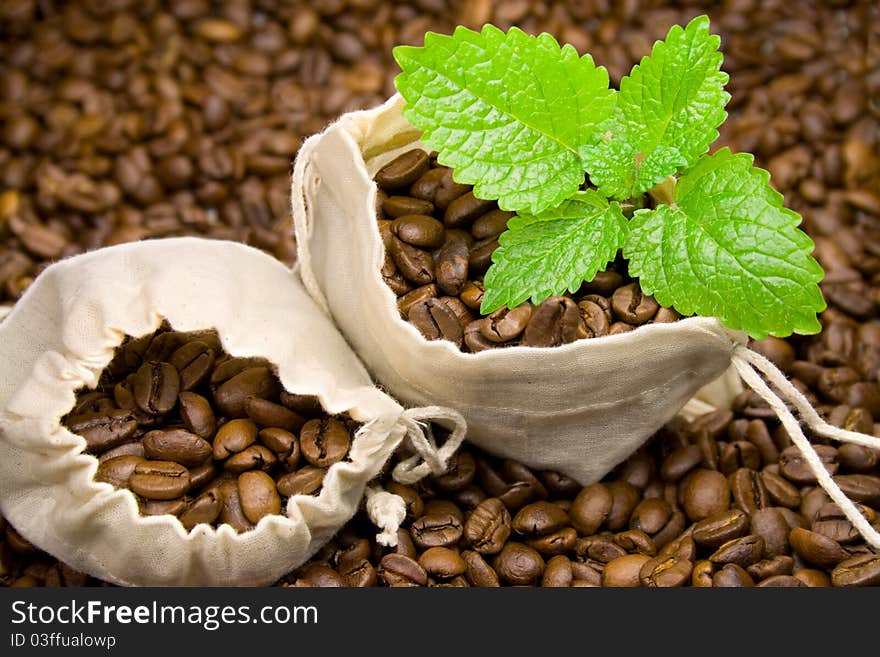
1, 1, 878, 585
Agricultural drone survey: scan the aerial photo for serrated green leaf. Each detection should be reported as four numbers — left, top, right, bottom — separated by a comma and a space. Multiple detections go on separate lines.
623, 148, 826, 339
481, 190, 628, 313
393, 25, 615, 214
583, 15, 730, 200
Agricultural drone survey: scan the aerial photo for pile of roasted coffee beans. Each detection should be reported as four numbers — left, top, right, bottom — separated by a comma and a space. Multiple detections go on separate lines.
59, 326, 356, 533
1, 1, 878, 586
375, 149, 678, 351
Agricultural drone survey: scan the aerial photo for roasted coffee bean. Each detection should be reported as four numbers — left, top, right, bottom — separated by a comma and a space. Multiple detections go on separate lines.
526, 527, 578, 556
259, 428, 297, 461
463, 498, 511, 554
168, 341, 215, 391
831, 554, 880, 587
522, 297, 580, 347
709, 534, 765, 567
132, 361, 180, 415
66, 410, 138, 451
779, 444, 839, 484
602, 554, 651, 587
480, 304, 533, 343
411, 512, 464, 549
380, 553, 427, 587
661, 445, 703, 481
571, 483, 613, 535
213, 419, 258, 460
389, 235, 435, 285
838, 443, 878, 472
382, 196, 434, 218
444, 192, 495, 228
300, 418, 351, 467
692, 509, 750, 548
179, 491, 222, 531
606, 482, 641, 532
188, 462, 217, 490
541, 555, 573, 587
471, 209, 514, 240
577, 300, 610, 338
761, 470, 801, 508
178, 392, 217, 439
129, 461, 191, 500
217, 479, 254, 534
433, 451, 476, 492
238, 471, 282, 524
493, 542, 545, 585
630, 498, 672, 535
712, 563, 755, 587
789, 527, 846, 567
639, 553, 693, 587
391, 214, 445, 248
730, 468, 770, 513
462, 550, 500, 587
397, 284, 438, 318
459, 280, 485, 310
245, 397, 305, 433
141, 499, 187, 517
512, 501, 569, 536
682, 469, 731, 521
757, 575, 804, 587
750, 508, 790, 557
419, 547, 466, 579
691, 560, 716, 587
98, 441, 146, 463
214, 367, 278, 418
611, 283, 659, 324
614, 529, 657, 556
832, 474, 880, 503
375, 150, 430, 190
95, 455, 144, 489
276, 467, 326, 497
747, 555, 795, 581
409, 298, 464, 345
339, 559, 377, 588
224, 445, 277, 473
143, 429, 212, 467
435, 234, 470, 296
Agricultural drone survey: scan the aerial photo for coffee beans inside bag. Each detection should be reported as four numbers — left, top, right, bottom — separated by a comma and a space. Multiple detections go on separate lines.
0, 237, 463, 586
293, 94, 744, 486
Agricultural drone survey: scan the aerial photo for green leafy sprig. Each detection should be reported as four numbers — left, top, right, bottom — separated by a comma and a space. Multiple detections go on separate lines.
393, 15, 825, 339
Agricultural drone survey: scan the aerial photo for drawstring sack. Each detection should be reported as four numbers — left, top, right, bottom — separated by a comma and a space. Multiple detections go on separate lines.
0, 237, 464, 585
292, 94, 880, 550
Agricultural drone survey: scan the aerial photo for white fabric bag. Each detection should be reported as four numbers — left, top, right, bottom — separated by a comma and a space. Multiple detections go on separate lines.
293, 94, 744, 486
292, 96, 880, 550
0, 237, 464, 586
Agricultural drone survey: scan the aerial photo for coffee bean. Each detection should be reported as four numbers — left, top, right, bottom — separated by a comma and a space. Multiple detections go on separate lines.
749, 508, 790, 557
712, 563, 755, 587
468, 237, 499, 273
480, 304, 533, 343
730, 468, 770, 513
217, 479, 254, 533
213, 419, 258, 460
614, 529, 657, 556
630, 498, 672, 536
691, 560, 715, 587
761, 470, 801, 508
639, 553, 693, 587
831, 554, 880, 587
837, 443, 878, 472
780, 444, 839, 484
300, 418, 351, 467
238, 471, 282, 524
409, 298, 464, 345
397, 283, 438, 317
168, 341, 215, 391
493, 542, 545, 585
709, 534, 765, 567
143, 429, 212, 467
602, 554, 651, 587
132, 361, 180, 415
444, 191, 495, 228
692, 509, 750, 548
375, 150, 431, 190
419, 547, 466, 579
141, 499, 187, 517
129, 461, 191, 500
789, 527, 846, 567
522, 297, 580, 347
428, 234, 469, 296
526, 527, 578, 556
214, 366, 278, 418
382, 196, 435, 218
66, 410, 138, 452
471, 209, 514, 240
245, 397, 305, 433
512, 501, 569, 536
462, 550, 500, 587
541, 555, 573, 587
95, 455, 144, 489
459, 280, 485, 310
380, 553, 427, 587
224, 444, 277, 473
432, 451, 476, 492
660, 444, 703, 481
98, 441, 146, 463
757, 575, 805, 587
747, 555, 795, 580
571, 483, 613, 535
831, 474, 880, 503
611, 283, 659, 324
178, 391, 217, 439
180, 491, 222, 531
682, 469, 731, 521
389, 236, 435, 285
276, 467, 326, 497
794, 569, 832, 587
391, 214, 445, 248
411, 512, 464, 549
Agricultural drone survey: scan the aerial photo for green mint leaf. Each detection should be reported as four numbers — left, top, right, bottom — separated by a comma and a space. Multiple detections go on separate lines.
393, 25, 615, 214
481, 190, 628, 313
583, 15, 729, 199
623, 148, 826, 339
